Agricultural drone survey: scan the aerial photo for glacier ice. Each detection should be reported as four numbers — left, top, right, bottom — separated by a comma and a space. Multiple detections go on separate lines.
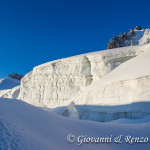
62, 102, 78, 119
76, 103, 150, 122
72, 43, 150, 106
19, 44, 146, 108
18, 40, 150, 122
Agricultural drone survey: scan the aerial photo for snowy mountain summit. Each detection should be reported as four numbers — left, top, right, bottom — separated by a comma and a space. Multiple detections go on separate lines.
107, 26, 150, 49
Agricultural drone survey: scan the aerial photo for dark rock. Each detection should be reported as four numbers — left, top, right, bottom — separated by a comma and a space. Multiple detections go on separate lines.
113, 36, 118, 40
130, 29, 136, 37
119, 33, 123, 38
8, 73, 24, 81
134, 26, 142, 30
107, 38, 119, 49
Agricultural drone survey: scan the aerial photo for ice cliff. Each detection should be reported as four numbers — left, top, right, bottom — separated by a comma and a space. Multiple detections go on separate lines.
19, 44, 146, 108
73, 43, 150, 106
71, 43, 150, 121
19, 27, 150, 121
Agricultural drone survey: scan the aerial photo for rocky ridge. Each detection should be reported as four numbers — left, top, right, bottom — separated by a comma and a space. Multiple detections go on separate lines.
107, 26, 150, 49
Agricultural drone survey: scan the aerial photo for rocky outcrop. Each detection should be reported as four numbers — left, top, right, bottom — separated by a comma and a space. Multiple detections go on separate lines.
106, 26, 150, 49
8, 73, 24, 81
107, 30, 135, 49
134, 26, 142, 30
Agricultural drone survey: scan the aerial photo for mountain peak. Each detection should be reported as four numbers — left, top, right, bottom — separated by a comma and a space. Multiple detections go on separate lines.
107, 26, 150, 49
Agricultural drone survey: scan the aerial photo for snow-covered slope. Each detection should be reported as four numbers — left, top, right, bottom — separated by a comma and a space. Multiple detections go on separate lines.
73, 43, 150, 105
131, 28, 150, 45
19, 44, 147, 108
0, 77, 20, 90
65, 43, 150, 121
0, 98, 150, 150
0, 77, 20, 98
2, 85, 20, 99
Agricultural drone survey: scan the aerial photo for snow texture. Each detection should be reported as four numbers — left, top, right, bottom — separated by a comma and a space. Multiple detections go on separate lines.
0, 77, 20, 99
72, 43, 150, 106
19, 44, 147, 108
0, 98, 150, 150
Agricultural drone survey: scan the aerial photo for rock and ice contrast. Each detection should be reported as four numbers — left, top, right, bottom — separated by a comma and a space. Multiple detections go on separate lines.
107, 26, 150, 49
18, 27, 150, 121
1, 26, 150, 150
8, 73, 24, 81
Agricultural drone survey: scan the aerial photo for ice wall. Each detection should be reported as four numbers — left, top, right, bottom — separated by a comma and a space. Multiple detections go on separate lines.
73, 43, 150, 106
76, 100, 150, 122
19, 45, 146, 108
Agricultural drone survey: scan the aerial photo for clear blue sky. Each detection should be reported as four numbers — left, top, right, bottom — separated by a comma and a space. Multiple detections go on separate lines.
0, 0, 149, 78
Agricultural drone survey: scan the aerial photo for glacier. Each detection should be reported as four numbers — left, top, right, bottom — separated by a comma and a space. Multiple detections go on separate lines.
17, 28, 150, 122
62, 102, 79, 119
72, 43, 150, 106
69, 43, 150, 121
19, 44, 147, 108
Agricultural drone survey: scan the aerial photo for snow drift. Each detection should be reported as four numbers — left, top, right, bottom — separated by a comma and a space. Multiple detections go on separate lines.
0, 98, 150, 150
0, 77, 20, 98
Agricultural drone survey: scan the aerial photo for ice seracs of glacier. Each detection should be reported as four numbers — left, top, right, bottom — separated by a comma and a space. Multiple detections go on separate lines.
73, 43, 150, 106
19, 44, 146, 108
70, 43, 150, 121
62, 102, 79, 119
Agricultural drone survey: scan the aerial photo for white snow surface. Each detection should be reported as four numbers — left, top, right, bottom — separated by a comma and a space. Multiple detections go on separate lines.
0, 98, 150, 150
0, 77, 20, 98
119, 28, 150, 47
19, 44, 147, 108
2, 85, 20, 99
136, 29, 150, 45
0, 77, 20, 90
72, 43, 150, 106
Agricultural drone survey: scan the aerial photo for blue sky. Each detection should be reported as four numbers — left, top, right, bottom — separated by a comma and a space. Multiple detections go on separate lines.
0, 0, 150, 78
